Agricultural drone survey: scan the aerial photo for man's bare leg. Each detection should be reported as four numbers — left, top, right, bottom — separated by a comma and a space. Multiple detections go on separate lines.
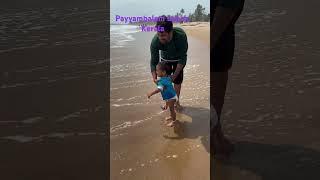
211, 72, 228, 120
211, 71, 234, 157
174, 83, 182, 109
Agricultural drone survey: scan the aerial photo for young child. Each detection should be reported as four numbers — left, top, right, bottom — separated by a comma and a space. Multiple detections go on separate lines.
147, 61, 178, 127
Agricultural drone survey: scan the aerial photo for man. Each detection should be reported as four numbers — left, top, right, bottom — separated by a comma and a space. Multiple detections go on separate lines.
150, 15, 188, 110
211, 0, 245, 158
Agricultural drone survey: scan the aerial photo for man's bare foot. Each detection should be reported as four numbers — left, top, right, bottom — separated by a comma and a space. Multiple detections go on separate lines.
211, 126, 234, 160
166, 120, 176, 127
219, 132, 235, 154
212, 135, 229, 160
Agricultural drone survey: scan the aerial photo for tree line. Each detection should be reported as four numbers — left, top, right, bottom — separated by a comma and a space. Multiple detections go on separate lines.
125, 4, 209, 25
173, 4, 210, 22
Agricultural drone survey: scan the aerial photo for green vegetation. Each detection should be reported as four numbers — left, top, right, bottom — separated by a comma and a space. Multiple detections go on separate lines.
188, 4, 210, 22
125, 3, 209, 25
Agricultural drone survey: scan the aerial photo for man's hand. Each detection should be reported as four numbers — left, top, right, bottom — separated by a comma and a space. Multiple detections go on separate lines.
153, 78, 158, 84
152, 71, 158, 84
169, 75, 176, 82
171, 64, 183, 82
147, 92, 152, 99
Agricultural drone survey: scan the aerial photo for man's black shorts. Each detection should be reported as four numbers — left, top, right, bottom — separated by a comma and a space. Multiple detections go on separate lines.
211, 24, 235, 72
164, 61, 184, 84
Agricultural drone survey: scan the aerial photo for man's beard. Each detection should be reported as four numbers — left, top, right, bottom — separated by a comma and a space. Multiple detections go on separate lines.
160, 39, 168, 44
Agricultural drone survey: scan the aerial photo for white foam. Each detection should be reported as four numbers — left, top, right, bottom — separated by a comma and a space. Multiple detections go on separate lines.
110, 110, 165, 133
110, 25, 139, 48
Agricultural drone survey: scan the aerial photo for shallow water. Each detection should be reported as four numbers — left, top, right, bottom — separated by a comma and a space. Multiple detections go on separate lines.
0, 9, 107, 179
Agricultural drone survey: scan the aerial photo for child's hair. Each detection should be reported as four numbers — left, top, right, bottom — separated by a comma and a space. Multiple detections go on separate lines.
157, 61, 167, 73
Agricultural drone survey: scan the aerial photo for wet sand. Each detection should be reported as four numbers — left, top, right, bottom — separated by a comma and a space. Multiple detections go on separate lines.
110, 24, 210, 179
0, 9, 108, 180
212, 0, 320, 179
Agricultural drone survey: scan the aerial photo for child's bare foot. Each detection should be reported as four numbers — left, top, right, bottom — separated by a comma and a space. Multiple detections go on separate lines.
166, 120, 176, 127
161, 104, 168, 110
165, 117, 172, 121
162, 117, 172, 123
161, 117, 172, 125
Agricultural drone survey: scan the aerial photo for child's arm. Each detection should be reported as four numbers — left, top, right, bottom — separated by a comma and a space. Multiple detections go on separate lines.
147, 88, 161, 99
147, 81, 166, 99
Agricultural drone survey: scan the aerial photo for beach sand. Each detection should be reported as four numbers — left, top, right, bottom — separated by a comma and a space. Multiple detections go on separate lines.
182, 22, 210, 44
110, 23, 210, 179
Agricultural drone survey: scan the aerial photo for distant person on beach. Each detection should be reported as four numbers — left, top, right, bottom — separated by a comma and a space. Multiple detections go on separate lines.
211, 0, 245, 158
147, 62, 178, 127
150, 15, 188, 111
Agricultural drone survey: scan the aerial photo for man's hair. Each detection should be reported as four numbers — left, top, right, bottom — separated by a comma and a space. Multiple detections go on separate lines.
157, 61, 168, 73
156, 15, 173, 33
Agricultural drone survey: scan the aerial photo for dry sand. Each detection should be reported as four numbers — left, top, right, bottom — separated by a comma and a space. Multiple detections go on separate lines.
182, 22, 210, 44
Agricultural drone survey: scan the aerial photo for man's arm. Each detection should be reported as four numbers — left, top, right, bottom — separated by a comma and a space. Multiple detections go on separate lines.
172, 34, 188, 81
212, 0, 244, 48
172, 64, 184, 81
150, 40, 159, 82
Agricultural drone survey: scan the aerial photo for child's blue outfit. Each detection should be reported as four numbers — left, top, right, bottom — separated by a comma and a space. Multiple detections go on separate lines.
157, 76, 178, 101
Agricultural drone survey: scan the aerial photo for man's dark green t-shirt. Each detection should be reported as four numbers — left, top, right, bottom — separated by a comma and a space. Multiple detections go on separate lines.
150, 27, 188, 72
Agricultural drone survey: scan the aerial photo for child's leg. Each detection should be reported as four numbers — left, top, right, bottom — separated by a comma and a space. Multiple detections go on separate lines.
161, 103, 168, 110
166, 100, 176, 127
164, 101, 172, 121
